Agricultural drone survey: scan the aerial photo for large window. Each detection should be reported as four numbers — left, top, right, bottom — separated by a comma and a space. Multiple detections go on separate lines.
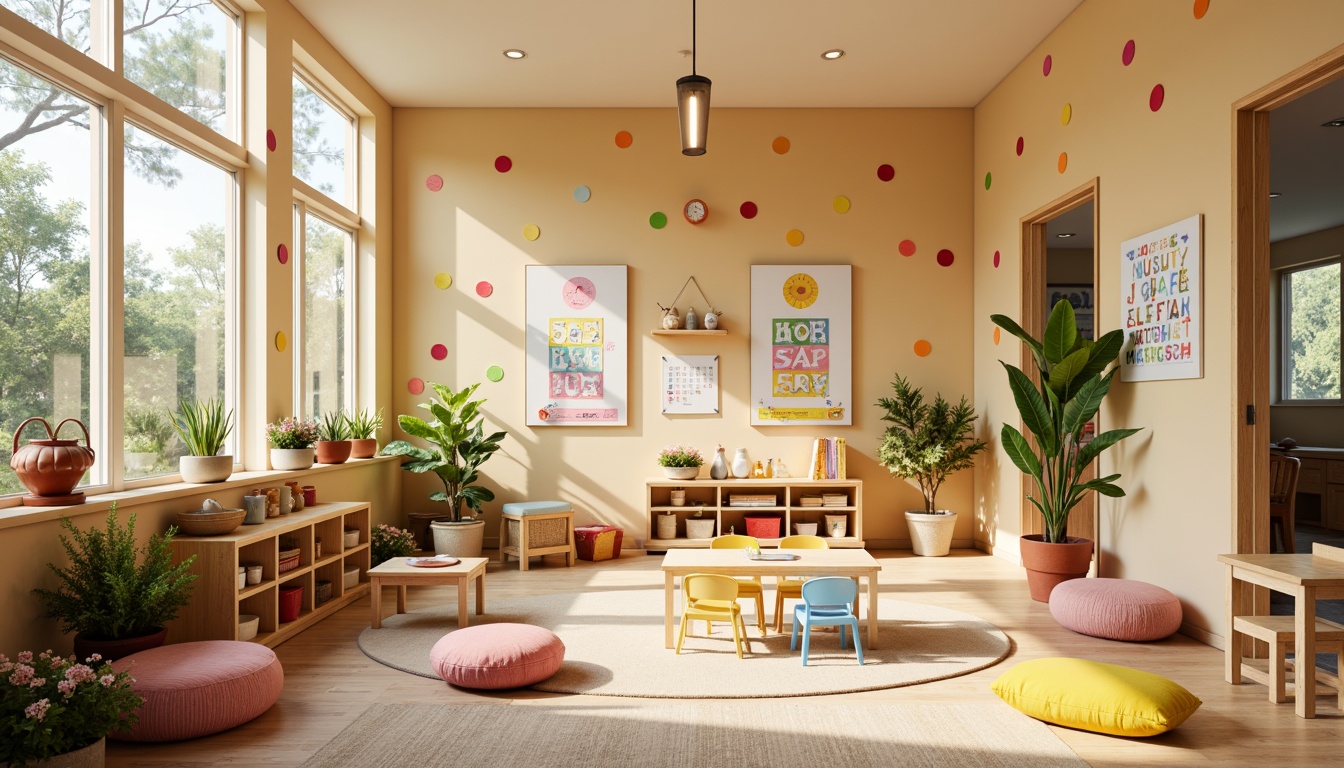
1280, 260, 1341, 401
0, 1, 95, 61
292, 73, 351, 207
123, 0, 235, 137
296, 209, 352, 422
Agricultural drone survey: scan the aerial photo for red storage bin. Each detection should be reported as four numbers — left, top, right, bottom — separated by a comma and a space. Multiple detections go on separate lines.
279, 585, 303, 623
574, 525, 623, 561
744, 514, 782, 539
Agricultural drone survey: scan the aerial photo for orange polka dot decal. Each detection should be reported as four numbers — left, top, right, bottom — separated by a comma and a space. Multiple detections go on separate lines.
913, 340, 932, 357
615, 131, 633, 148
1193, 0, 1210, 20
1058, 152, 1068, 174
785, 229, 805, 247
772, 137, 791, 154
993, 327, 1001, 345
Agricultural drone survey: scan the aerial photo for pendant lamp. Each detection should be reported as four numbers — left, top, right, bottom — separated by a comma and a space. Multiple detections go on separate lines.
676, 0, 710, 156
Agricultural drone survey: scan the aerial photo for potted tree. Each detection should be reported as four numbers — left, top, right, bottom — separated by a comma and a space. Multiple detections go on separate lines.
992, 300, 1142, 601
170, 397, 235, 483
32, 504, 197, 661
347, 407, 384, 459
876, 373, 987, 556
314, 409, 352, 465
383, 382, 506, 555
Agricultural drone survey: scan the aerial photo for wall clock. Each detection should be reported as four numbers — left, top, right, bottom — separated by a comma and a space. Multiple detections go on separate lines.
684, 199, 708, 224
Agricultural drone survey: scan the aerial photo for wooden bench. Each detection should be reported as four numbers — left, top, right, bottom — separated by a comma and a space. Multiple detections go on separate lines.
1232, 614, 1344, 706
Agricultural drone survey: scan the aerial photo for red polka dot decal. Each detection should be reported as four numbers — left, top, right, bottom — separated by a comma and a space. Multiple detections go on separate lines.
740, 201, 758, 219
277, 244, 288, 265
408, 378, 425, 395
426, 174, 443, 191
1016, 137, 1024, 156
993, 250, 1001, 268
431, 344, 447, 360
1122, 40, 1135, 66
615, 131, 633, 148
1042, 55, 1052, 77
936, 249, 955, 267
266, 130, 276, 152
1150, 84, 1165, 112
476, 281, 494, 298
898, 240, 916, 257
494, 155, 512, 173
877, 164, 895, 182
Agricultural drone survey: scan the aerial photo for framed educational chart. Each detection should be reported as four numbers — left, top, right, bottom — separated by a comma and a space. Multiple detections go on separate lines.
661, 355, 719, 415
750, 265, 852, 425
1119, 214, 1202, 382
526, 265, 628, 425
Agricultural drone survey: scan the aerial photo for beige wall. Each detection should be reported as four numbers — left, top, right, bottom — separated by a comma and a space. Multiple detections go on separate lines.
392, 108, 974, 549
974, 0, 1344, 645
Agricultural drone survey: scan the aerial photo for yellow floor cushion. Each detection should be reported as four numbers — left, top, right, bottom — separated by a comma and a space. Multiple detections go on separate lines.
990, 657, 1201, 737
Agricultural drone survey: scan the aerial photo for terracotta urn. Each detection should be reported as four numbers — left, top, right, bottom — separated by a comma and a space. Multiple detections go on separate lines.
1019, 534, 1094, 602
10, 417, 96, 504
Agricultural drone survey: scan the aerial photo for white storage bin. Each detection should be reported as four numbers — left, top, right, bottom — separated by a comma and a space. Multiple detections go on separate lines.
343, 565, 360, 590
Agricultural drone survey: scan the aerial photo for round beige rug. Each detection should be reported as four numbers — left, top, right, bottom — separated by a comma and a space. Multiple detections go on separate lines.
357, 589, 1011, 698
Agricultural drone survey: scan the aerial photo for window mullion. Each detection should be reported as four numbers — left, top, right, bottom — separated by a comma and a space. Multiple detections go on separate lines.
105, 99, 127, 491
293, 202, 308, 419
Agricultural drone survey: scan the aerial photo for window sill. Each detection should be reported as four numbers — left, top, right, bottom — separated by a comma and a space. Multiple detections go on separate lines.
0, 455, 399, 532
1271, 400, 1344, 407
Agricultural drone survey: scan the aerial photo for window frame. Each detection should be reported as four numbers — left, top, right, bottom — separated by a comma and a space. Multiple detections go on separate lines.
1276, 256, 1343, 405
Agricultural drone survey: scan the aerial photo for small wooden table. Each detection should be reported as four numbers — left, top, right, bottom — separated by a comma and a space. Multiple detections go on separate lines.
367, 557, 488, 629
1219, 543, 1344, 718
660, 549, 882, 650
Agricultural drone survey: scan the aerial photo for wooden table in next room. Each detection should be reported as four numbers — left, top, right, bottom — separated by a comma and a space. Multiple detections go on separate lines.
660, 549, 882, 650
367, 557, 489, 630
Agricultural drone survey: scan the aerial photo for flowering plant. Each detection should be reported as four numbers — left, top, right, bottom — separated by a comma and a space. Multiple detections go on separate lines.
0, 650, 142, 767
371, 524, 417, 566
265, 417, 319, 449
657, 444, 704, 468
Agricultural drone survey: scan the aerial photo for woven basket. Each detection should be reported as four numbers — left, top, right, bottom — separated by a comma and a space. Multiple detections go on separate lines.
507, 516, 569, 548
278, 548, 301, 573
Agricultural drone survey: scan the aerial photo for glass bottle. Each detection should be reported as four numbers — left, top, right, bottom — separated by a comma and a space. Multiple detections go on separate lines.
751, 460, 766, 478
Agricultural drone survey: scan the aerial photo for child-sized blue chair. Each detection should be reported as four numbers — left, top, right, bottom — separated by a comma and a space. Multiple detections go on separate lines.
790, 576, 864, 666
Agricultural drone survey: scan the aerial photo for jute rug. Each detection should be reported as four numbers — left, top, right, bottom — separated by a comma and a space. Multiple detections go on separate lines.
357, 589, 1012, 698
299, 702, 1086, 768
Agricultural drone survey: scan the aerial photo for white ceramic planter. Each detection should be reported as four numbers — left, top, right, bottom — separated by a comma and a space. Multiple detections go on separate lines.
431, 519, 486, 558
905, 509, 957, 556
270, 447, 315, 471
180, 454, 233, 483
661, 466, 700, 480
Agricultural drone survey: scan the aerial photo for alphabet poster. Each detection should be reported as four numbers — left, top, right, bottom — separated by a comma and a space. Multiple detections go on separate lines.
750, 265, 852, 425
1119, 214, 1202, 381
526, 265, 628, 425
661, 355, 719, 415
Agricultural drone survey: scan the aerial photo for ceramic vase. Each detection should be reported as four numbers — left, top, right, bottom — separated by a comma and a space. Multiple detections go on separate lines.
704, 311, 719, 330
731, 448, 751, 479
685, 307, 699, 330
10, 417, 95, 504
710, 446, 729, 479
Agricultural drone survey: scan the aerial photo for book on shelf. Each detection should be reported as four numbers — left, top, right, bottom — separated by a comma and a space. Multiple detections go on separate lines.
808, 437, 847, 480
822, 493, 849, 507
798, 494, 823, 507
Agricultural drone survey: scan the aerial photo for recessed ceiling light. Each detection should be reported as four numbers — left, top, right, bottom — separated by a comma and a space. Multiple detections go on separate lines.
1322, 118, 1344, 127
1055, 232, 1076, 238
503, 49, 527, 60
821, 49, 845, 60
1269, 191, 1283, 198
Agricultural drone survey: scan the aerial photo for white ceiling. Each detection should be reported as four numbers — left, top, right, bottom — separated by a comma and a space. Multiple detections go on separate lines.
1271, 76, 1344, 242
289, 0, 1084, 108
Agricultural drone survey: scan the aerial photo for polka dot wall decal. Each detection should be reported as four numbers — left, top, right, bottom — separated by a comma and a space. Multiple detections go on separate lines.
994, 327, 1001, 345
772, 136, 791, 154
434, 272, 453, 289
913, 340, 932, 357
1193, 0, 1209, 20
740, 201, 758, 219
833, 196, 851, 214
936, 249, 955, 267
1150, 84, 1165, 112
573, 185, 591, 203
1058, 152, 1068, 174
898, 239, 916, 257
1042, 54, 1052, 76
274, 331, 286, 351
408, 377, 425, 395
426, 174, 443, 192
476, 281, 494, 298
266, 129, 276, 152
650, 211, 668, 229
877, 164, 895, 182
486, 365, 505, 382
984, 172, 992, 190
1122, 39, 1135, 66
1016, 137, 1024, 156
523, 224, 541, 241
277, 244, 288, 265
1061, 103, 1072, 126
786, 229, 805, 247
494, 155, 512, 173
615, 131, 633, 148
431, 343, 448, 360
993, 250, 1001, 268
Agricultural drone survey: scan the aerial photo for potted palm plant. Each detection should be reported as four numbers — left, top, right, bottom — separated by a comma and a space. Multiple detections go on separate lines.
383, 382, 506, 555
992, 300, 1142, 601
315, 409, 352, 465
347, 407, 384, 459
876, 373, 987, 556
170, 397, 235, 483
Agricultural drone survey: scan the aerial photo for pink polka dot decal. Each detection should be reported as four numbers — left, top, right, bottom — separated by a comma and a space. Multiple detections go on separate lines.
277, 244, 288, 265
877, 164, 895, 182
898, 240, 916, 257
408, 378, 425, 395
266, 130, 276, 152
740, 201, 758, 219
494, 155, 512, 173
431, 343, 448, 360
1149, 84, 1165, 112
426, 174, 443, 192
993, 250, 1001, 268
1122, 40, 1135, 66
1016, 137, 1024, 156
936, 249, 955, 267
476, 281, 494, 298
1042, 55, 1052, 77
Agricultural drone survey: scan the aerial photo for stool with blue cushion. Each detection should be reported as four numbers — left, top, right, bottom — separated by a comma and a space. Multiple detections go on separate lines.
791, 576, 864, 666
500, 501, 576, 571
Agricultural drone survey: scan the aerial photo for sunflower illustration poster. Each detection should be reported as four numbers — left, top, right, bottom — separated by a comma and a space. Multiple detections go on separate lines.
750, 265, 852, 425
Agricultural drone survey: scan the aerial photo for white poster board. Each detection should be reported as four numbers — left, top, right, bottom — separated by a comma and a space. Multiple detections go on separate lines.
525, 265, 628, 425
750, 265, 852, 425
1119, 214, 1202, 381
661, 355, 719, 415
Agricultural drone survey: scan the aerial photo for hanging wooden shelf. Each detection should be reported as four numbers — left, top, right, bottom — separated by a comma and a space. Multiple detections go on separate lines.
651, 329, 728, 337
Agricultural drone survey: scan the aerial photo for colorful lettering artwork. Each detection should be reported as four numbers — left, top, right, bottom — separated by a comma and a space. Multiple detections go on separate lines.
526, 265, 628, 425
750, 265, 852, 425
548, 319, 604, 399
1119, 214, 1202, 382
661, 355, 719, 415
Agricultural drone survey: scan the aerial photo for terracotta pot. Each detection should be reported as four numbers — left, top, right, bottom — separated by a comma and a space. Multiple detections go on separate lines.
10, 417, 96, 502
72, 626, 167, 663
1019, 534, 1094, 602
35, 737, 104, 768
350, 438, 378, 459
315, 440, 352, 464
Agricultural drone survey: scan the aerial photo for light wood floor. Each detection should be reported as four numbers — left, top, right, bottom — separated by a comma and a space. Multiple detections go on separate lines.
108, 550, 1339, 767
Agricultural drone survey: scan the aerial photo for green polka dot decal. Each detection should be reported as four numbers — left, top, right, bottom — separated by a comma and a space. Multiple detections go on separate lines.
650, 212, 668, 229
486, 365, 505, 382
984, 172, 992, 190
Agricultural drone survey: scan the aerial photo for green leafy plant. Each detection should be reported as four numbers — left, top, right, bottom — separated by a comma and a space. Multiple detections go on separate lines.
316, 409, 351, 442
123, 407, 173, 453
657, 444, 704, 467
265, 417, 318, 449
0, 649, 143, 767
876, 374, 987, 514
32, 504, 197, 640
347, 407, 384, 440
382, 382, 506, 522
123, 434, 158, 454
168, 397, 234, 457
370, 524, 417, 566
992, 300, 1143, 543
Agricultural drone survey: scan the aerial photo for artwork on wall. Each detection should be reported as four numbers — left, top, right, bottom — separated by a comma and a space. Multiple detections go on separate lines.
1046, 283, 1094, 340
526, 265, 628, 425
661, 355, 719, 415
1119, 214, 1202, 382
750, 265, 852, 425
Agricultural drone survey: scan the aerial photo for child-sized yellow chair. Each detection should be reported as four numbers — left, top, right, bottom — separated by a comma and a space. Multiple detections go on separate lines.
676, 573, 749, 658
773, 535, 829, 632
710, 535, 767, 635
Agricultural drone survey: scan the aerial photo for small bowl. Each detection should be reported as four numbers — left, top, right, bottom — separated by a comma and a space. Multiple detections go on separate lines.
175, 508, 246, 536
238, 614, 260, 642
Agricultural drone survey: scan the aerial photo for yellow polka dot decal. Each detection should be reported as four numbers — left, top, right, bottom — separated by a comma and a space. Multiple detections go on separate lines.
434, 273, 453, 290
1061, 103, 1072, 126
833, 196, 851, 214
786, 229, 805, 247
275, 331, 287, 351
523, 224, 541, 241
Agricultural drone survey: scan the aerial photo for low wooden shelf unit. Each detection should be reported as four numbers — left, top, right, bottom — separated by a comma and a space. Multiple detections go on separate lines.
645, 478, 863, 551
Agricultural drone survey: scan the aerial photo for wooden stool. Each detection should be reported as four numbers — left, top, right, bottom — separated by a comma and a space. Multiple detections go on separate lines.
499, 501, 576, 571
1232, 615, 1344, 707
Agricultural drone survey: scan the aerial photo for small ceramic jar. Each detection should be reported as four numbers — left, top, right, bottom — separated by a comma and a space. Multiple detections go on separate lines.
286, 481, 304, 511
302, 485, 317, 506
264, 487, 280, 518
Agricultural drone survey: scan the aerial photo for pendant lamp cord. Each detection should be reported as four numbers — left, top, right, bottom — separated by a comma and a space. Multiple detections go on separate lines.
692, 0, 697, 76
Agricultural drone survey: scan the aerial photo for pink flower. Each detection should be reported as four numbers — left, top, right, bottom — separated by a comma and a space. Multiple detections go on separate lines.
10, 664, 34, 685
29, 677, 46, 688
65, 664, 95, 683
58, 680, 76, 696
88, 653, 102, 662
17, 651, 32, 662
25, 698, 50, 721
100, 674, 116, 687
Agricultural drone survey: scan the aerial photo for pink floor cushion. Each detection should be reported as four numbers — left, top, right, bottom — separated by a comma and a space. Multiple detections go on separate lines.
110, 640, 283, 741
1049, 578, 1183, 642
430, 623, 565, 690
